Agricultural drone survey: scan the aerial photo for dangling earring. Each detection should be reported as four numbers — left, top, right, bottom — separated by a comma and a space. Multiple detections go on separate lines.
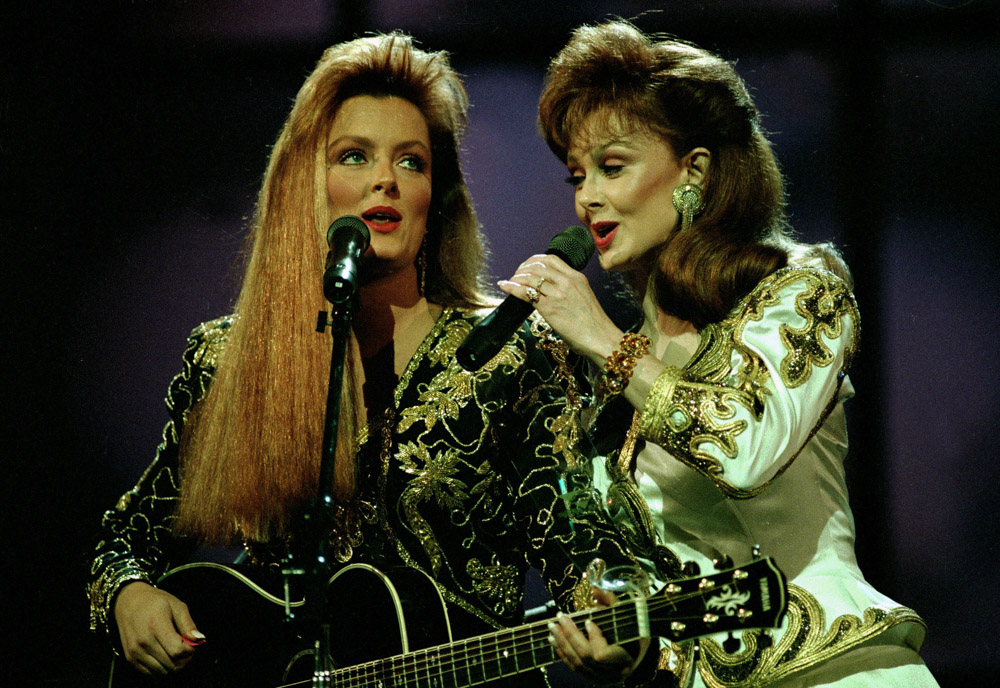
416, 238, 427, 296
672, 183, 704, 232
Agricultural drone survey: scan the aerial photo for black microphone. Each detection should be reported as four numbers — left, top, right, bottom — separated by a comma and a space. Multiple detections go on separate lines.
456, 225, 595, 371
323, 215, 371, 303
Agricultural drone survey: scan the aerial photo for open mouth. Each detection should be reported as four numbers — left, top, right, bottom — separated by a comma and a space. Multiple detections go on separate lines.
362, 207, 402, 224
590, 221, 618, 246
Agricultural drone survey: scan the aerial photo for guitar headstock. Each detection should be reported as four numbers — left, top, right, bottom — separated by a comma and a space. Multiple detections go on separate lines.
649, 556, 787, 642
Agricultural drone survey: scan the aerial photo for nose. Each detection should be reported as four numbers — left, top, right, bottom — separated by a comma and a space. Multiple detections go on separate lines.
576, 176, 603, 212
371, 159, 398, 195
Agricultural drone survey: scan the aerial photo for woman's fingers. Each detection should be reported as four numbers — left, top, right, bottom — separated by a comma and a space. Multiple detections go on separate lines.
115, 582, 201, 675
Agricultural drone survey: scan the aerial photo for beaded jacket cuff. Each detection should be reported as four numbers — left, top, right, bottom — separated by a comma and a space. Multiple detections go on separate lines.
637, 366, 683, 445
88, 562, 153, 636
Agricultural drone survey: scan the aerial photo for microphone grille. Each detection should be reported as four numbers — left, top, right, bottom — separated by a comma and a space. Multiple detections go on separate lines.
547, 225, 595, 271
327, 215, 371, 247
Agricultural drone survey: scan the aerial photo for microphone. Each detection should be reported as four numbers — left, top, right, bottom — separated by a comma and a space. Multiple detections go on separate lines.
323, 215, 371, 303
456, 225, 595, 371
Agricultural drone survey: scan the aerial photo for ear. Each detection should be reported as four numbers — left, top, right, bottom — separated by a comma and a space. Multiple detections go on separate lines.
681, 147, 711, 188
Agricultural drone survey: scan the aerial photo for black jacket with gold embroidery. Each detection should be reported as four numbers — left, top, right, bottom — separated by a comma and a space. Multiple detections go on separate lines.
88, 308, 636, 648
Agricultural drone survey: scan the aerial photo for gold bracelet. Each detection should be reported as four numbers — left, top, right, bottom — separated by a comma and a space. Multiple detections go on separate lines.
597, 332, 651, 399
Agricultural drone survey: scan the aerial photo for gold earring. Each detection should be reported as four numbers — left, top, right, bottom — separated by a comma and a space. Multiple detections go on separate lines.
672, 183, 704, 231
417, 238, 427, 296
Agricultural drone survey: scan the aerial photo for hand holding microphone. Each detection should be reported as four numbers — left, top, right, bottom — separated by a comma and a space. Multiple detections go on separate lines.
456, 225, 595, 371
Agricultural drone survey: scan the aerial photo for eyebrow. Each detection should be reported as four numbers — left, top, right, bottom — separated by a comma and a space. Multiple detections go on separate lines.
327, 135, 431, 156
567, 138, 632, 165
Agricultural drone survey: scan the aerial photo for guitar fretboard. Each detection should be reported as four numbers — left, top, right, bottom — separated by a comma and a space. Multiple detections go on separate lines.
330, 605, 641, 688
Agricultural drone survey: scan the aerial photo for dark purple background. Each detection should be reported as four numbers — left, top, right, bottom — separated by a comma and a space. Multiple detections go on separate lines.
4, 1, 998, 685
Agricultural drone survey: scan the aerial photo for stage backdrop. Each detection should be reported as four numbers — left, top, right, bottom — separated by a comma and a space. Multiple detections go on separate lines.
4, 2, 997, 686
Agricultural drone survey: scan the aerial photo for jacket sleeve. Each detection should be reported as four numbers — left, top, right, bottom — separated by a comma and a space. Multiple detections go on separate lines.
638, 268, 860, 497
87, 317, 230, 638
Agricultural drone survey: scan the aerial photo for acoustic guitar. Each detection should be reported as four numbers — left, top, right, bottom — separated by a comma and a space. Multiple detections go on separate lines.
109, 557, 787, 687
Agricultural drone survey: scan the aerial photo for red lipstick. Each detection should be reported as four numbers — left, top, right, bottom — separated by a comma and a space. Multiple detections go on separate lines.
361, 205, 403, 233
590, 221, 619, 250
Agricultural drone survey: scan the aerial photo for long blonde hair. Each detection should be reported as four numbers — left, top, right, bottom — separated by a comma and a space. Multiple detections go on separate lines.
174, 34, 488, 545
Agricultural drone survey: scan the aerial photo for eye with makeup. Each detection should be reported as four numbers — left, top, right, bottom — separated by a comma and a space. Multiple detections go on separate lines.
337, 149, 367, 166
398, 153, 428, 174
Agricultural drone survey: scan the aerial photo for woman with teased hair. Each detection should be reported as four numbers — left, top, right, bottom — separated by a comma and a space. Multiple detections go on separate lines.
88, 33, 637, 686
502, 21, 938, 687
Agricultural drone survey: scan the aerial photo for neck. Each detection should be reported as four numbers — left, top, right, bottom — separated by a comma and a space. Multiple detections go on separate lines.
355, 264, 442, 369
639, 291, 699, 366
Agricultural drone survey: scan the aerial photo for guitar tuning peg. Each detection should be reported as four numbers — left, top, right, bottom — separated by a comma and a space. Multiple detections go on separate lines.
758, 631, 773, 649
722, 632, 741, 654
681, 560, 701, 577
751, 544, 762, 559
713, 554, 734, 570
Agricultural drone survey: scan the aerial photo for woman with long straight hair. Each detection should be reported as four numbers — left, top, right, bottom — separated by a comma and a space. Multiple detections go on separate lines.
88, 33, 636, 687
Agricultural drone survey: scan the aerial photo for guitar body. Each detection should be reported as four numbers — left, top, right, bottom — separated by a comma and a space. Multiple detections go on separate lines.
109, 562, 453, 687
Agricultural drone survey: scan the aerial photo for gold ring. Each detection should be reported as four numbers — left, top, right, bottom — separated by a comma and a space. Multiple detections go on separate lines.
524, 286, 540, 304
535, 276, 547, 290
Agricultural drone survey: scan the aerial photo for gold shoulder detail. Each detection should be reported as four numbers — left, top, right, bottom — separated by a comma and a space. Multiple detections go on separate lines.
186, 315, 234, 370
737, 267, 859, 389
635, 268, 858, 497
697, 584, 925, 687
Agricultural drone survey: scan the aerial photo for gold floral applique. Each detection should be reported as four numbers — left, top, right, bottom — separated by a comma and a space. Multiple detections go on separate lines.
397, 329, 525, 435
467, 558, 520, 617
396, 441, 469, 576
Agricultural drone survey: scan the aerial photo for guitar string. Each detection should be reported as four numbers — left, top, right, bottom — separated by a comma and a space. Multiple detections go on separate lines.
273, 603, 640, 688
273, 582, 758, 688
324, 587, 739, 688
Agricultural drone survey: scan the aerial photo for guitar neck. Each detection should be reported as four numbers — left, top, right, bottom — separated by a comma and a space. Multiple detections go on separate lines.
330, 604, 640, 688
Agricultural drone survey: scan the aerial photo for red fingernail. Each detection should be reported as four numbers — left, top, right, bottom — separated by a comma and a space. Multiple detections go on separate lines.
182, 636, 206, 647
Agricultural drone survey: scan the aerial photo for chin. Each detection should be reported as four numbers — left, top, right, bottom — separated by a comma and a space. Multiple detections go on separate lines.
598, 251, 629, 273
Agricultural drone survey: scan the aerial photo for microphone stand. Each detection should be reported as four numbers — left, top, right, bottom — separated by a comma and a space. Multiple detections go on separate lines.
282, 296, 359, 688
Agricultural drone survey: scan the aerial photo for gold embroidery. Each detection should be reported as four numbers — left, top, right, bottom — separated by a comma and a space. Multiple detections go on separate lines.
397, 442, 469, 576
87, 564, 151, 632
639, 363, 755, 482
467, 558, 521, 617
652, 642, 695, 688
735, 269, 859, 389
375, 310, 532, 628
396, 366, 472, 434
698, 584, 925, 687
426, 315, 473, 365
637, 268, 857, 497
547, 407, 582, 468
569, 557, 606, 611
531, 317, 583, 413
327, 499, 377, 563
532, 317, 588, 468
188, 315, 233, 369
397, 326, 525, 435
604, 411, 682, 578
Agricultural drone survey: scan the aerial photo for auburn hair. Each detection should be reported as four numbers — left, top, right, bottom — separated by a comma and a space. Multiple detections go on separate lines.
538, 21, 849, 328
174, 33, 488, 545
